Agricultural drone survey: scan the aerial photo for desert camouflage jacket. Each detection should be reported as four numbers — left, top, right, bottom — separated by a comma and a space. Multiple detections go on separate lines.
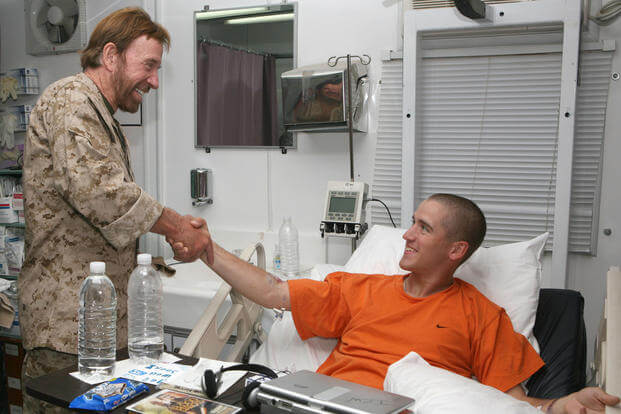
19, 73, 163, 353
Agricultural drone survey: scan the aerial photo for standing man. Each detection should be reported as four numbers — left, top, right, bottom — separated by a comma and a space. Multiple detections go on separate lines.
19, 7, 212, 412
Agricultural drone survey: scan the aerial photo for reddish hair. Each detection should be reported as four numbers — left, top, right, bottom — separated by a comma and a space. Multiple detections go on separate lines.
80, 7, 170, 70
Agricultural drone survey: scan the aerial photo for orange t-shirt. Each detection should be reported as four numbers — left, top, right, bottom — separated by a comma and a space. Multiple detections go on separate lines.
288, 273, 544, 391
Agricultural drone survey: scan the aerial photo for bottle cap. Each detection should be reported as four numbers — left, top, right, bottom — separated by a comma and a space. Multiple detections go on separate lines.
137, 253, 152, 265
90, 261, 105, 274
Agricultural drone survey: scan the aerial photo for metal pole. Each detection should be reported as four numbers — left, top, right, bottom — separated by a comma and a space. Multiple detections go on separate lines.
346, 54, 354, 182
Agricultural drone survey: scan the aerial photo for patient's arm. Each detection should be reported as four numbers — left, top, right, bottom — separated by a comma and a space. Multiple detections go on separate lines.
169, 221, 290, 309
198, 242, 291, 310
506, 384, 619, 413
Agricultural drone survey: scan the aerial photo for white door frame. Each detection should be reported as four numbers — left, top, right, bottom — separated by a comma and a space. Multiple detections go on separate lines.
140, 0, 161, 256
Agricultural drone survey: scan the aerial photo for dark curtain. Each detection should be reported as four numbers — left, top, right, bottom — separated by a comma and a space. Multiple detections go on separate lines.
196, 42, 279, 147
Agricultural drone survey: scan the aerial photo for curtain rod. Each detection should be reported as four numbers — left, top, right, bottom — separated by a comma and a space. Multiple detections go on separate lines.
199, 38, 293, 59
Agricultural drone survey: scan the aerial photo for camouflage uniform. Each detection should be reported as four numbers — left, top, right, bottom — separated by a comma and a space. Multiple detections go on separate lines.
19, 73, 163, 410
21, 349, 76, 413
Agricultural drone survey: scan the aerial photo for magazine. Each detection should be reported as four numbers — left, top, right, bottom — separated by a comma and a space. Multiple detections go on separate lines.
126, 390, 241, 414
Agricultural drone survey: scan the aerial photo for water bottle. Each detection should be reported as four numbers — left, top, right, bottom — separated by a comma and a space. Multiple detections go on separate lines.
273, 244, 282, 273
128, 253, 163, 362
78, 261, 117, 376
279, 217, 299, 278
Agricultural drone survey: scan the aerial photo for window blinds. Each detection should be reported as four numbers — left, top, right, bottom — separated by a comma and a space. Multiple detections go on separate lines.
371, 60, 404, 227
372, 50, 612, 253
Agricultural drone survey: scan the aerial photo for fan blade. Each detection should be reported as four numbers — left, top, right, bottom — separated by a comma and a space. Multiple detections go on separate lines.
46, 0, 78, 16
62, 16, 75, 37
58, 24, 70, 43
47, 24, 61, 43
36, 5, 50, 27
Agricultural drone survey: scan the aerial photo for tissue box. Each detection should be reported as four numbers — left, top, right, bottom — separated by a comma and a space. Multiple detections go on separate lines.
0, 198, 18, 224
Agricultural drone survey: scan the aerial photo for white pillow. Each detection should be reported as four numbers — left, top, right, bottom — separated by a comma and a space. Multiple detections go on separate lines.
454, 232, 548, 353
344, 225, 409, 275
345, 225, 547, 352
384, 352, 541, 414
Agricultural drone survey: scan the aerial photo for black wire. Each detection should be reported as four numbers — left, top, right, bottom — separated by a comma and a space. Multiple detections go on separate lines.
367, 198, 396, 228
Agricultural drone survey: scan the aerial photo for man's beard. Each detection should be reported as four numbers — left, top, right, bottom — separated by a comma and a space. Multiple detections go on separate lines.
112, 62, 142, 113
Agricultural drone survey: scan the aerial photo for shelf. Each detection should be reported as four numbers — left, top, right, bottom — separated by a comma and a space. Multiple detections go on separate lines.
0, 332, 21, 341
0, 275, 17, 280
1, 223, 24, 229
0, 169, 22, 176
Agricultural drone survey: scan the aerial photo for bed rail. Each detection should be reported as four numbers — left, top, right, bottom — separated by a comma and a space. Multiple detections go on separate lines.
178, 242, 266, 362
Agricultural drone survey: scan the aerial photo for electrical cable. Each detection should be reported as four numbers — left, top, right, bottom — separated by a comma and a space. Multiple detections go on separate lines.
590, 0, 621, 26
367, 198, 396, 228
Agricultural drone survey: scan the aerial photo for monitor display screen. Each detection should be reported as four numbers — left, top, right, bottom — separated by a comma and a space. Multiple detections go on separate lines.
329, 196, 356, 214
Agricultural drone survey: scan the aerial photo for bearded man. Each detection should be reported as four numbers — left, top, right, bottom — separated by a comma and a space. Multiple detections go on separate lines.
20, 8, 214, 412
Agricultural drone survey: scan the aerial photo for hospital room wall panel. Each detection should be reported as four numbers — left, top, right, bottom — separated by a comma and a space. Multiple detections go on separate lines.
565, 19, 621, 381
157, 0, 396, 266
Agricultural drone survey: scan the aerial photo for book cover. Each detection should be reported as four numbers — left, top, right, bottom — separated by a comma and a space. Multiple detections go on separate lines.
126, 390, 241, 414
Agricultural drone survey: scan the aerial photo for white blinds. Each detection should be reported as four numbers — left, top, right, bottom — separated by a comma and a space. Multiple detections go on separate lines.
372, 50, 612, 253
416, 53, 562, 248
371, 60, 404, 227
570, 52, 612, 253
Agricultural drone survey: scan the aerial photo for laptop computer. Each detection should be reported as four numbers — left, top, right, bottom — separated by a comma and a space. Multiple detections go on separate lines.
256, 370, 414, 414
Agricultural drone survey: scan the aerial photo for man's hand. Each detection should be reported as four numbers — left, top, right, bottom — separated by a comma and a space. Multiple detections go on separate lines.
152, 208, 214, 264
167, 215, 214, 264
552, 387, 619, 414
168, 217, 207, 256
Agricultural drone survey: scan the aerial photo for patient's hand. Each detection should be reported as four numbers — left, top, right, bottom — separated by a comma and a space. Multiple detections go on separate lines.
166, 216, 213, 264
553, 387, 619, 414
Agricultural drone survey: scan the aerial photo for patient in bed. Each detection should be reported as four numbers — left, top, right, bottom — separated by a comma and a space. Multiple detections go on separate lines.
171, 193, 619, 414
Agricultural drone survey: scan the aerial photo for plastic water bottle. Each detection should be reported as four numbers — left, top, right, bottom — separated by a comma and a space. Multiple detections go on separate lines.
128, 253, 163, 362
279, 217, 299, 278
78, 261, 117, 376
273, 244, 282, 273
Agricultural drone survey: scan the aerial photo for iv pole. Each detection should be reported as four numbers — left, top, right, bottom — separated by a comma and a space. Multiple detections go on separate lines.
328, 54, 371, 252
328, 54, 371, 181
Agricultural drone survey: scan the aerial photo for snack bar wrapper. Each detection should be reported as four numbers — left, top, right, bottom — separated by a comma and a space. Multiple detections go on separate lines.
69, 377, 149, 411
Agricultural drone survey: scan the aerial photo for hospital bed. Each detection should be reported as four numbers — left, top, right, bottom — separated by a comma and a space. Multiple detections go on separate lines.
172, 226, 611, 413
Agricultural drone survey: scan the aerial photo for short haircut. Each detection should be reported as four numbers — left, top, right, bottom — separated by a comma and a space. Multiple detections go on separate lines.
80, 7, 170, 70
428, 193, 486, 262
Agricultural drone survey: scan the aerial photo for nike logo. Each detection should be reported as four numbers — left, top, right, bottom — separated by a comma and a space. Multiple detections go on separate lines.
436, 324, 447, 328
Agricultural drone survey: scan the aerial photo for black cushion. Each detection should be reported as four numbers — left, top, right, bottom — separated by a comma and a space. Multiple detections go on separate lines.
526, 288, 586, 398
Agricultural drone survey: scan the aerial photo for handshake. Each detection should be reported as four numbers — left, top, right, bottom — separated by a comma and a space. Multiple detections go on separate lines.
153, 208, 214, 264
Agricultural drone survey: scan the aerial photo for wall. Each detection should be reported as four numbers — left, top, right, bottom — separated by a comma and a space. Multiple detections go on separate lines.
156, 0, 399, 266
566, 18, 621, 378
